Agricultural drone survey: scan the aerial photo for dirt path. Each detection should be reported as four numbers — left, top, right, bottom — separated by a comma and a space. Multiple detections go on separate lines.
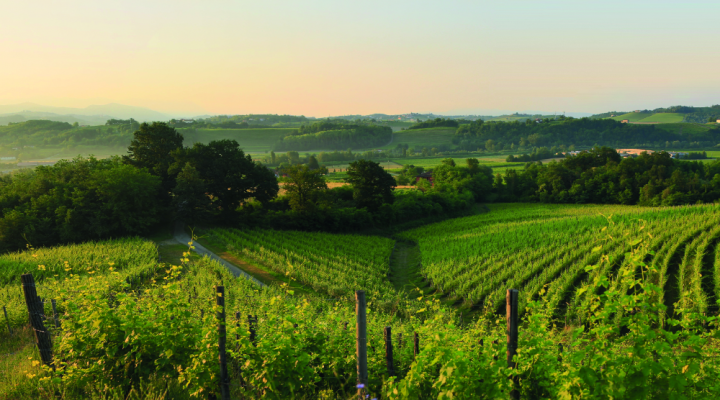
173, 222, 265, 287
388, 240, 423, 293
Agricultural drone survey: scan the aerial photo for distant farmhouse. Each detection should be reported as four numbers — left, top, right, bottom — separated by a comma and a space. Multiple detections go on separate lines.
717, 119, 720, 124
621, 119, 629, 123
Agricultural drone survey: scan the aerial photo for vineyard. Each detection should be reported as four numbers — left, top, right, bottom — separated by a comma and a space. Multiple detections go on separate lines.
3, 204, 720, 398
400, 203, 720, 319
204, 228, 396, 302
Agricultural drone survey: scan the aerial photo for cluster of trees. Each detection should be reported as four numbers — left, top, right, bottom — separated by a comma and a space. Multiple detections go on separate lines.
683, 151, 708, 160
0, 157, 162, 252
494, 147, 720, 206
239, 158, 489, 232
407, 118, 459, 130
273, 121, 392, 151
506, 147, 560, 162
453, 118, 720, 151
123, 123, 278, 224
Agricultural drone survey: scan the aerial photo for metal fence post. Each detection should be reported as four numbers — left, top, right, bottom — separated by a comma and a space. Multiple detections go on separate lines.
507, 289, 519, 399
215, 286, 230, 400
356, 290, 368, 399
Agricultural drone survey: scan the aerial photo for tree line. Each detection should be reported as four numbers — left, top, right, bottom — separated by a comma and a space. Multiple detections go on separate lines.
494, 147, 720, 205
407, 118, 459, 130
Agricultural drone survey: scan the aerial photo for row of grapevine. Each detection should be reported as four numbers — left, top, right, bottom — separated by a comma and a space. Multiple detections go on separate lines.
401, 203, 720, 320
206, 228, 396, 301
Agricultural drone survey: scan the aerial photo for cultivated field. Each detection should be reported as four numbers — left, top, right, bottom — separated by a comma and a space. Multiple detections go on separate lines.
377, 127, 457, 150
400, 203, 720, 318
179, 128, 295, 152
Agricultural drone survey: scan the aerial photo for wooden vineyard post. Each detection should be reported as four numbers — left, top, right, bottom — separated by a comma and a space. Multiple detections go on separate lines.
215, 286, 230, 400
3, 305, 11, 335
356, 290, 368, 399
50, 299, 60, 329
235, 312, 240, 341
248, 315, 257, 346
413, 332, 419, 359
21, 273, 54, 369
384, 326, 395, 378
507, 289, 519, 400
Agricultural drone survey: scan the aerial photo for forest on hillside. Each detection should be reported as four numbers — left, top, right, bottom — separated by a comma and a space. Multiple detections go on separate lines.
0, 119, 138, 158
453, 117, 720, 151
273, 120, 392, 151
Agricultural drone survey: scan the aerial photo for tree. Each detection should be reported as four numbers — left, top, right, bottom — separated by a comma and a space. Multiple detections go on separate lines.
123, 122, 184, 193
345, 159, 396, 211
172, 163, 210, 224
467, 158, 480, 175
441, 158, 456, 167
308, 155, 320, 170
283, 165, 328, 212
271, 151, 277, 164
172, 139, 278, 219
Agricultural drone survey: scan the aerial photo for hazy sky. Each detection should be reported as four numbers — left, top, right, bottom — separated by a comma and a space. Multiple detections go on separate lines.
1, 0, 719, 116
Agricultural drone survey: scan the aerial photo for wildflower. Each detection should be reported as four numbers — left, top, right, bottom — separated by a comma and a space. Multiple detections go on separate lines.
357, 383, 365, 389
38, 265, 46, 271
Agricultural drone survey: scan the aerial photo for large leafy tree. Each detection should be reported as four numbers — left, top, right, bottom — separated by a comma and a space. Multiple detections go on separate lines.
283, 165, 327, 213
123, 122, 184, 192
344, 159, 395, 211
172, 162, 211, 224
172, 139, 278, 218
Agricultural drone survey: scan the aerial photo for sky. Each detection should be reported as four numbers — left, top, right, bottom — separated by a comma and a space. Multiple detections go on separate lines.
1, 0, 719, 117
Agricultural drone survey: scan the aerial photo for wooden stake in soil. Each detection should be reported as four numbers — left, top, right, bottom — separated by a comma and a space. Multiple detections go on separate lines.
215, 286, 230, 400
507, 289, 519, 400
21, 273, 53, 369
356, 290, 368, 399
413, 332, 420, 359
384, 326, 395, 378
3, 305, 11, 336
50, 299, 60, 329
248, 315, 257, 346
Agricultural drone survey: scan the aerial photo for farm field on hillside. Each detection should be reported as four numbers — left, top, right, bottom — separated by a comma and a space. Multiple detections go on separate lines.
400, 203, 720, 318
655, 122, 717, 135
377, 127, 456, 150
5, 207, 720, 397
611, 111, 653, 122
179, 128, 294, 152
394, 156, 525, 171
634, 113, 685, 123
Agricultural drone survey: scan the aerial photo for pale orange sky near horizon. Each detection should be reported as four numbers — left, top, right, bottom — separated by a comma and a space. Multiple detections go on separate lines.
1, 0, 718, 117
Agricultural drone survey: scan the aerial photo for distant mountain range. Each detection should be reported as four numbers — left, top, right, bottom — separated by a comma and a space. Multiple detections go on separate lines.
0, 103, 169, 125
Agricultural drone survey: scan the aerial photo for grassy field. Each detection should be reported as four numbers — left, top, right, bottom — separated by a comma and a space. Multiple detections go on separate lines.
378, 127, 456, 150
393, 155, 524, 171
